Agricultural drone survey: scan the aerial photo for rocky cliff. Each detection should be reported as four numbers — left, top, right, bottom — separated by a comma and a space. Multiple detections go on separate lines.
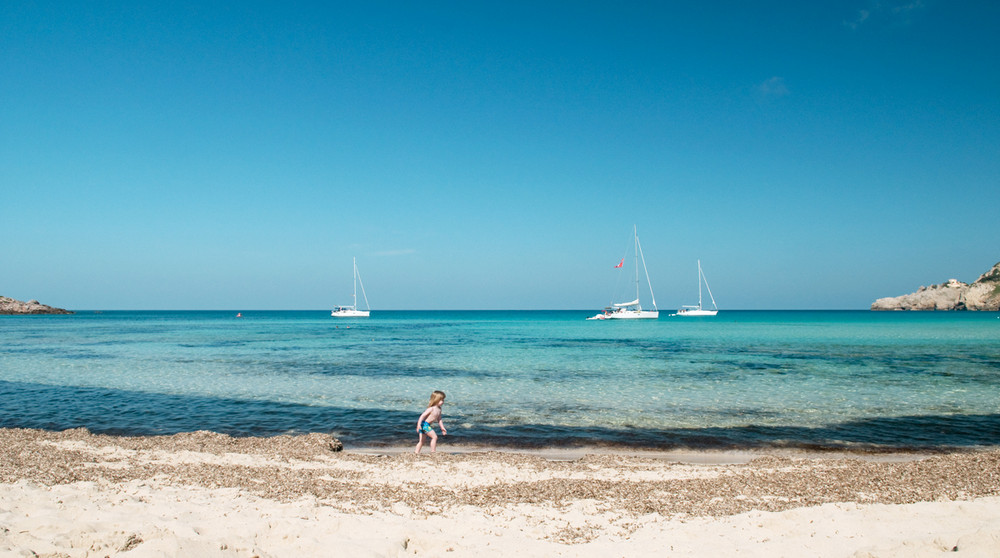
871, 262, 1000, 311
0, 296, 73, 315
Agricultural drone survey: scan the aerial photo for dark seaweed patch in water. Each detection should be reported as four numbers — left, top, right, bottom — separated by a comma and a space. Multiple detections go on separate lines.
545, 338, 690, 354
545, 338, 634, 349
0, 380, 411, 440
57, 351, 106, 360
0, 347, 56, 356
712, 359, 791, 373
2, 379, 998, 451
167, 351, 515, 381
261, 360, 515, 381
177, 340, 250, 349
82, 339, 144, 347
444, 414, 1000, 452
715, 407, 782, 420
0, 346, 107, 360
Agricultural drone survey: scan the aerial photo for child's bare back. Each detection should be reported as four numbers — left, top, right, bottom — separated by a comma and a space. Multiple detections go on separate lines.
422, 405, 442, 424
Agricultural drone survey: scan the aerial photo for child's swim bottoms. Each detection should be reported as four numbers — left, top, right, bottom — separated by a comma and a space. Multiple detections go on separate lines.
419, 421, 434, 434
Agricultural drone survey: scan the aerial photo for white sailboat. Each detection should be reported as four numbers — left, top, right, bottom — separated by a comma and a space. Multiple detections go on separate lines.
331, 258, 370, 317
588, 225, 659, 320
674, 260, 718, 317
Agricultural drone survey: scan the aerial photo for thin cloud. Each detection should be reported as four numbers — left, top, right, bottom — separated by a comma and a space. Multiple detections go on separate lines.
845, 9, 871, 30
757, 76, 789, 98
845, 1, 926, 30
891, 1, 924, 16
889, 1, 925, 25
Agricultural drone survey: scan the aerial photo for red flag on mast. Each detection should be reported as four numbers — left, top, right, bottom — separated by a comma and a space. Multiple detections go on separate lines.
614, 258, 624, 268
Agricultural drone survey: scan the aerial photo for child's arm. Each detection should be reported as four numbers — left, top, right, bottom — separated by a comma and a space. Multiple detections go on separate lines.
438, 418, 447, 435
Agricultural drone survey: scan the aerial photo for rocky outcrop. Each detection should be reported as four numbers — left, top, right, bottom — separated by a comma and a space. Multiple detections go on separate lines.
0, 296, 73, 315
871, 262, 1000, 311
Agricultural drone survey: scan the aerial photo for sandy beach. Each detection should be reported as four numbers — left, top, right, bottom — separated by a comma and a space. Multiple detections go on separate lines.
1, 428, 998, 557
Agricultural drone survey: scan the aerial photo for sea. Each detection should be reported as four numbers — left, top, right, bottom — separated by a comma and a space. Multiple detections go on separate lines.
2, 310, 999, 452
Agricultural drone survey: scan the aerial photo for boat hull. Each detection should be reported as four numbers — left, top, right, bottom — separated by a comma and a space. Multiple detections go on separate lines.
675, 309, 717, 317
331, 309, 370, 317
603, 310, 659, 319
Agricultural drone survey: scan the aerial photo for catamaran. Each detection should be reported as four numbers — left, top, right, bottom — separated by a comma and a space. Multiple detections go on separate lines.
588, 225, 659, 320
331, 257, 370, 317
674, 259, 718, 316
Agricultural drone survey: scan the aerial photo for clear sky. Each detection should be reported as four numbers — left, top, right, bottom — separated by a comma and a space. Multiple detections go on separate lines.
2, 1, 998, 310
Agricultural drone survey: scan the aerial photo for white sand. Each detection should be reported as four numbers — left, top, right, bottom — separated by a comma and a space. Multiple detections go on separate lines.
1, 429, 998, 557
3, 481, 998, 557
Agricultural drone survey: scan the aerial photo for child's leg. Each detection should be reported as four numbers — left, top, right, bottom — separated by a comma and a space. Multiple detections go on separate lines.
415, 432, 425, 454
428, 430, 438, 452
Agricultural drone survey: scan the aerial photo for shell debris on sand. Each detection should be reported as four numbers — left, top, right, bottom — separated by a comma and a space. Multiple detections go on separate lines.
2, 428, 998, 518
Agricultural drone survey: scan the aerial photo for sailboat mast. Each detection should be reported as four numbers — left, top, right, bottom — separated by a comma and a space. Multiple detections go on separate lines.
634, 226, 658, 310
702, 261, 717, 311
356, 260, 370, 311
697, 260, 703, 309
352, 257, 358, 309
633, 225, 640, 305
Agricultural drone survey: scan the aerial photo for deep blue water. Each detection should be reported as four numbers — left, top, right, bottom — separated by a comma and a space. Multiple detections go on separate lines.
2, 310, 999, 451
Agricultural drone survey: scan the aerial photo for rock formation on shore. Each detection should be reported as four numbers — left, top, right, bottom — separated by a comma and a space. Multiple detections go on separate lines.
871, 262, 1000, 311
0, 296, 73, 315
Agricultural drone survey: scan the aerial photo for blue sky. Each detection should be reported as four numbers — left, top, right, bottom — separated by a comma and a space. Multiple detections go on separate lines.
3, 1, 998, 310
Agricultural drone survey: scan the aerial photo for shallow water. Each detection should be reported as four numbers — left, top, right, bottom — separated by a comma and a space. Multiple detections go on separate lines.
2, 310, 998, 450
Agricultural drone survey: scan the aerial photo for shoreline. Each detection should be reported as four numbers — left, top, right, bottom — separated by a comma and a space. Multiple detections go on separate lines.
347, 443, 945, 464
2, 427, 999, 556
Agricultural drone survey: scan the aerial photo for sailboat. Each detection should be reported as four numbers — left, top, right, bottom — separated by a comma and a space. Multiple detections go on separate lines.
331, 258, 370, 317
588, 225, 659, 320
674, 260, 718, 317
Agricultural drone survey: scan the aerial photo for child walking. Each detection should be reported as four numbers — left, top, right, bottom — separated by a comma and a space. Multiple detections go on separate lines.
415, 390, 447, 454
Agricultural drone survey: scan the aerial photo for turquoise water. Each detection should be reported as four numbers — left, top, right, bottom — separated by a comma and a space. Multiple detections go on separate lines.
2, 310, 998, 451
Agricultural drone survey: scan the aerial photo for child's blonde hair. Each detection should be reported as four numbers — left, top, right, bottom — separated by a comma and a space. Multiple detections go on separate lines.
428, 390, 446, 406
